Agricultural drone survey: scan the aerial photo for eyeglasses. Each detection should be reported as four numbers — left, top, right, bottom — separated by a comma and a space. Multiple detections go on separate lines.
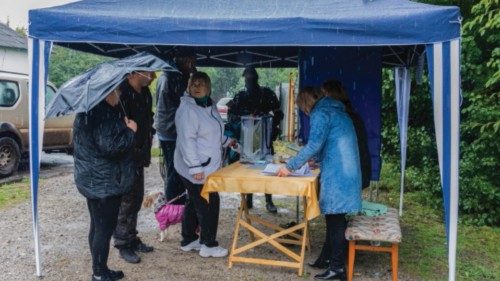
135, 72, 153, 79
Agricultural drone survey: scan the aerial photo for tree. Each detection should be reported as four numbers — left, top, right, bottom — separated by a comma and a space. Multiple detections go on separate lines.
15, 27, 27, 37
381, 0, 499, 225
49, 46, 109, 88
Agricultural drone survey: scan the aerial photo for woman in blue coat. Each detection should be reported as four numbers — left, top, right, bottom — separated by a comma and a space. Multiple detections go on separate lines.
278, 87, 361, 280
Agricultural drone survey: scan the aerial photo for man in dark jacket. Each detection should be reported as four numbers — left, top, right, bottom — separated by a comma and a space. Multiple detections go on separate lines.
154, 50, 196, 203
227, 66, 284, 213
73, 88, 137, 281
113, 70, 156, 263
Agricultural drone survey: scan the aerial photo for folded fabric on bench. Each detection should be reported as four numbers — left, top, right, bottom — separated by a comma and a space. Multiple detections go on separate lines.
360, 200, 388, 217
345, 208, 401, 243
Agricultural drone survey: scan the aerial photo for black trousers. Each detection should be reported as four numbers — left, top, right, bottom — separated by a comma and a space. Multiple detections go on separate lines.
160, 140, 185, 204
114, 167, 144, 248
317, 214, 348, 269
87, 196, 122, 276
180, 176, 220, 248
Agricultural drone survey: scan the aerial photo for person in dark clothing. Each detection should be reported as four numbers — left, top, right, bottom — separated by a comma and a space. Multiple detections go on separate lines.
154, 50, 196, 204
113, 71, 156, 264
227, 66, 284, 213
73, 88, 137, 281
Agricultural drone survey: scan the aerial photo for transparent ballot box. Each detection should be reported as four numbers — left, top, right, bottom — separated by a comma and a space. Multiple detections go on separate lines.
240, 115, 273, 163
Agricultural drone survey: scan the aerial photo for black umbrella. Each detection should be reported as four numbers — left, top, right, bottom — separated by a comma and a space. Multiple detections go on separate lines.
46, 52, 177, 119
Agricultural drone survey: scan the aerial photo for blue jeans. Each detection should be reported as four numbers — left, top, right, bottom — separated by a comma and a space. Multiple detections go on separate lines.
160, 140, 186, 204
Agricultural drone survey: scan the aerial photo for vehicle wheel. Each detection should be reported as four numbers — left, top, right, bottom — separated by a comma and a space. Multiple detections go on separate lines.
0, 137, 21, 178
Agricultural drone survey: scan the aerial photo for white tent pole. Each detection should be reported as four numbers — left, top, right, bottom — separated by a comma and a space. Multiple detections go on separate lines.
394, 67, 411, 216
28, 38, 48, 278
427, 40, 460, 281
448, 38, 461, 281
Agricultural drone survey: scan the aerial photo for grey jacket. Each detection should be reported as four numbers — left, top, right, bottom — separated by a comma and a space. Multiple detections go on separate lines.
154, 71, 189, 141
174, 94, 232, 184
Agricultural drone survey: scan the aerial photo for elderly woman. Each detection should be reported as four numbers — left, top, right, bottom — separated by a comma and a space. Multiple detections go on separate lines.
174, 71, 236, 258
277, 87, 361, 280
73, 88, 137, 281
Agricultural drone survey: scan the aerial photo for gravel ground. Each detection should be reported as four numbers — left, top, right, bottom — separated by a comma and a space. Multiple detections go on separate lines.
0, 157, 418, 281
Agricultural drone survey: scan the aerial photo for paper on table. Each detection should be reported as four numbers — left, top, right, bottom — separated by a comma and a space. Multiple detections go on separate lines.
262, 163, 312, 177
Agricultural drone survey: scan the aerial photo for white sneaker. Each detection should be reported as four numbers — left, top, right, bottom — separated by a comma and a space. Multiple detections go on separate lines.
180, 239, 201, 252
199, 245, 228, 258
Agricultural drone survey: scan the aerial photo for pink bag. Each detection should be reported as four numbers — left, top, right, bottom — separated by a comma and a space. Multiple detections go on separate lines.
154, 192, 186, 231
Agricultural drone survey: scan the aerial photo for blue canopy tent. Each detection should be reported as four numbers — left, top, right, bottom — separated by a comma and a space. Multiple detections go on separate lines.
28, 0, 461, 279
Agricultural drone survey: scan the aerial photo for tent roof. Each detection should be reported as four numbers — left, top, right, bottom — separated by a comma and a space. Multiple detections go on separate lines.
28, 0, 460, 67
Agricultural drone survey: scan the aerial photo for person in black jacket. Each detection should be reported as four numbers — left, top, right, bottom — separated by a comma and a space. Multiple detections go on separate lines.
227, 66, 284, 213
73, 88, 137, 281
113, 70, 156, 263
154, 50, 196, 203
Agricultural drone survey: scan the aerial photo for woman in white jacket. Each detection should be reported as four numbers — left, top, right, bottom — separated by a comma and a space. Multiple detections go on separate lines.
174, 71, 235, 258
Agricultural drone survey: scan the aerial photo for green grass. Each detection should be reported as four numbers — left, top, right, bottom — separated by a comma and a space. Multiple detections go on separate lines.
376, 163, 500, 281
0, 179, 31, 209
151, 147, 161, 158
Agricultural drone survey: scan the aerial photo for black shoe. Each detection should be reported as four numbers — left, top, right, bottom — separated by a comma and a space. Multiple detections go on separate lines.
266, 201, 278, 213
107, 270, 124, 280
308, 258, 330, 269
119, 248, 141, 264
91, 275, 113, 281
134, 240, 154, 253
314, 268, 346, 280
246, 194, 253, 209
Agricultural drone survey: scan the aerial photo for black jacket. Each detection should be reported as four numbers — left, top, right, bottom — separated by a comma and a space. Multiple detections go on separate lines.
120, 81, 154, 167
227, 85, 284, 140
73, 101, 135, 199
347, 109, 372, 189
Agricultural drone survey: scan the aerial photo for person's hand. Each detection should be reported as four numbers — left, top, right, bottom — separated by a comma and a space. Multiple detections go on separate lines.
125, 117, 137, 133
277, 167, 292, 177
308, 159, 317, 169
193, 172, 205, 181
229, 139, 238, 149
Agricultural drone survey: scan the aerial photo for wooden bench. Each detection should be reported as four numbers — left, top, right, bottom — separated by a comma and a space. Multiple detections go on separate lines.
345, 208, 402, 281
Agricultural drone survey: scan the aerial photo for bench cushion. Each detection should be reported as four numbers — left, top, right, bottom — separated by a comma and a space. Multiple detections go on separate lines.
345, 208, 401, 243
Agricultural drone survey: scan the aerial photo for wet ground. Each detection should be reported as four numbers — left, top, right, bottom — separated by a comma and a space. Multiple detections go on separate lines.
0, 153, 417, 281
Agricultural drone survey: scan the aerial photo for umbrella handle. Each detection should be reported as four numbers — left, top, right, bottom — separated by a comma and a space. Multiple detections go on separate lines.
115, 90, 128, 119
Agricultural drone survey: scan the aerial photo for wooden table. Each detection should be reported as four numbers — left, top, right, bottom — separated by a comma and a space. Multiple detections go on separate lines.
201, 162, 320, 275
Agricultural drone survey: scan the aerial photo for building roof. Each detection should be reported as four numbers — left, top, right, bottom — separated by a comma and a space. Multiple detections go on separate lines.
0, 22, 27, 50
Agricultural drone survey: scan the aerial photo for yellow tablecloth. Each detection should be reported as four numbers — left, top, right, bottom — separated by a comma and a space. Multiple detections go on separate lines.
201, 162, 320, 220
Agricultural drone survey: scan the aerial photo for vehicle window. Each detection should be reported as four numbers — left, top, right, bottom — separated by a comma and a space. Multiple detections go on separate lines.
45, 85, 56, 105
0, 80, 20, 107
217, 97, 233, 106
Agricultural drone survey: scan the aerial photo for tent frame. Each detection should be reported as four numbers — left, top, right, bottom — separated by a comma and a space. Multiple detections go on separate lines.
27, 1, 461, 280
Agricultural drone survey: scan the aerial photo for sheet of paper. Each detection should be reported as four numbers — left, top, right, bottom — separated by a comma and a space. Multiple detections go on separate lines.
262, 163, 281, 175
262, 163, 312, 177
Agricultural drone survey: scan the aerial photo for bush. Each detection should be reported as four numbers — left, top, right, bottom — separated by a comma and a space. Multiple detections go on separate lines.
380, 0, 500, 226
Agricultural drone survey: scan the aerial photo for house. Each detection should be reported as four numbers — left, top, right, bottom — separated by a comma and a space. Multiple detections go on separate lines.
0, 22, 28, 74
